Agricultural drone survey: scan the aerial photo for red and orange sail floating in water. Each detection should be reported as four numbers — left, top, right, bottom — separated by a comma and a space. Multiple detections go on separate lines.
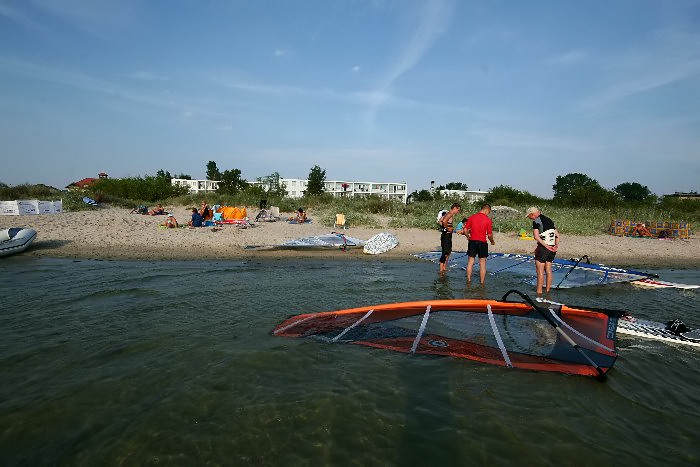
273, 290, 622, 380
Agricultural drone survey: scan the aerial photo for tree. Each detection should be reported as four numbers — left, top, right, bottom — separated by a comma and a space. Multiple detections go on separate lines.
206, 161, 222, 181
217, 168, 248, 194
306, 165, 326, 196
174, 173, 191, 180
257, 172, 287, 197
552, 173, 598, 202
155, 169, 172, 180
614, 182, 655, 203
484, 185, 543, 206
409, 189, 433, 202
445, 182, 469, 191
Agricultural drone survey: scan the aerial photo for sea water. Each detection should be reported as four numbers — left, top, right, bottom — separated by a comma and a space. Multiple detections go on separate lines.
0, 256, 698, 465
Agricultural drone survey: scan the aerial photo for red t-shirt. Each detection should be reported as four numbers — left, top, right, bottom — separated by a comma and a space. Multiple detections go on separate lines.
465, 212, 492, 242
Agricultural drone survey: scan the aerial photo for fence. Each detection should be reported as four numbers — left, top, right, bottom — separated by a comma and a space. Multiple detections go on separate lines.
0, 200, 63, 216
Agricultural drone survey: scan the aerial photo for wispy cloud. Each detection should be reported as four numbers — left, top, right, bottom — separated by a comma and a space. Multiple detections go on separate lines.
0, 2, 40, 30
129, 71, 172, 82
0, 56, 225, 121
578, 28, 700, 110
546, 49, 589, 66
25, 0, 137, 39
364, 0, 455, 127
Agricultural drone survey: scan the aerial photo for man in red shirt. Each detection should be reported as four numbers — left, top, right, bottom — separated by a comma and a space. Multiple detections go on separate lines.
463, 203, 495, 285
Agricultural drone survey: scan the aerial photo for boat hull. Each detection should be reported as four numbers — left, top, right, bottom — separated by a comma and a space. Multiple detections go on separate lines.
0, 228, 37, 257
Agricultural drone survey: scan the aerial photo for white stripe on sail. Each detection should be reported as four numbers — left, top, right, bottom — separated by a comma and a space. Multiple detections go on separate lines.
487, 305, 513, 368
332, 310, 374, 342
411, 305, 432, 354
548, 307, 615, 353
273, 315, 315, 335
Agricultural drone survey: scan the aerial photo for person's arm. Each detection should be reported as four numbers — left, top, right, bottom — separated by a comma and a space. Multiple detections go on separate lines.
487, 220, 495, 245
533, 228, 547, 248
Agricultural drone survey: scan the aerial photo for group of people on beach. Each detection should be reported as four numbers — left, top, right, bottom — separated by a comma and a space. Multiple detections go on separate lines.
159, 201, 213, 229
438, 203, 559, 295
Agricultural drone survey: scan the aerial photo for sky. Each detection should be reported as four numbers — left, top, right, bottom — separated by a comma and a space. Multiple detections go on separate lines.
1, 0, 699, 197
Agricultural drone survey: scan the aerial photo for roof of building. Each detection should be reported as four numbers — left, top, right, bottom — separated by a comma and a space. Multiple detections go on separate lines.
67, 177, 98, 189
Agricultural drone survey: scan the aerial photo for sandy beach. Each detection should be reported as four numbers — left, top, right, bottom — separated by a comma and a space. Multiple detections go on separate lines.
6, 206, 699, 268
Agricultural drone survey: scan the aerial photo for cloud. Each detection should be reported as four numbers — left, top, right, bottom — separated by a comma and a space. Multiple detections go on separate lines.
546, 49, 589, 66
129, 71, 172, 82
0, 2, 40, 30
25, 0, 137, 38
364, 0, 455, 126
578, 28, 700, 109
0, 56, 227, 121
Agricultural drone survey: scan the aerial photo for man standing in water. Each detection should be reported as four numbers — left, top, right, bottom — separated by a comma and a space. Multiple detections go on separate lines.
438, 203, 461, 273
526, 207, 560, 295
463, 203, 495, 285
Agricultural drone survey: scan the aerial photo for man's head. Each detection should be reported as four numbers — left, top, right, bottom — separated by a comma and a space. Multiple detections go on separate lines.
525, 207, 540, 220
450, 202, 461, 213
480, 203, 491, 215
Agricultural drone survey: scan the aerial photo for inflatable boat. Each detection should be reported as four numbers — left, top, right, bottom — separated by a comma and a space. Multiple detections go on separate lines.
0, 228, 37, 257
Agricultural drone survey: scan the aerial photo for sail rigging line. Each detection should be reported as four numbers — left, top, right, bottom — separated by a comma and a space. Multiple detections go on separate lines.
411, 305, 432, 354
273, 314, 315, 335
489, 255, 533, 274
502, 289, 607, 380
555, 255, 589, 289
487, 304, 513, 368
546, 307, 615, 353
332, 309, 374, 342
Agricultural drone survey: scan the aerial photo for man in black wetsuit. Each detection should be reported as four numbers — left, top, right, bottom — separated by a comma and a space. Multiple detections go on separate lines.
438, 203, 461, 273
526, 207, 560, 295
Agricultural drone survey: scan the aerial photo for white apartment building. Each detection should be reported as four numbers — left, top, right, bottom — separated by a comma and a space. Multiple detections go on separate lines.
438, 189, 489, 203
174, 177, 409, 203
171, 178, 220, 193
253, 178, 409, 203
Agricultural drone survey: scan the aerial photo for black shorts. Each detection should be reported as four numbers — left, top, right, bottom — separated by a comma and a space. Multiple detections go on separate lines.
467, 240, 489, 258
535, 244, 556, 263
440, 231, 452, 256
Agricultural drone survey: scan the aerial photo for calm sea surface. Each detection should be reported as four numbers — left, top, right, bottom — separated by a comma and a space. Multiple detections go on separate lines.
1, 256, 698, 466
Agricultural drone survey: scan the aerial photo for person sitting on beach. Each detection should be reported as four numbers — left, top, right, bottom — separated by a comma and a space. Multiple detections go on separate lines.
456, 218, 468, 235
161, 213, 179, 228
631, 223, 652, 237
288, 208, 307, 223
199, 201, 212, 221
148, 204, 166, 216
188, 208, 203, 227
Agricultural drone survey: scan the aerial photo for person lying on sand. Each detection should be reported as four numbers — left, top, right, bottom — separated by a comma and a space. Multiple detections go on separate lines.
148, 204, 166, 216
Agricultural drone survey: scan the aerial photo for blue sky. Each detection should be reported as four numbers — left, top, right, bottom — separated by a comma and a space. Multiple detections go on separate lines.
1, 0, 699, 197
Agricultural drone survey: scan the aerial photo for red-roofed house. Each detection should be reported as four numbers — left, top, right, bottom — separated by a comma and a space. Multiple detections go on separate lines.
66, 172, 108, 190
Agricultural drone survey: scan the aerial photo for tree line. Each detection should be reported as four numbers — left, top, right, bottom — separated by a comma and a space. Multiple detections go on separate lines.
409, 172, 667, 208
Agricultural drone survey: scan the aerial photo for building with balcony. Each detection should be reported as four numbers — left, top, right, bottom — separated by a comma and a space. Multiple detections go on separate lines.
171, 178, 220, 194
252, 178, 408, 203
437, 189, 489, 203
